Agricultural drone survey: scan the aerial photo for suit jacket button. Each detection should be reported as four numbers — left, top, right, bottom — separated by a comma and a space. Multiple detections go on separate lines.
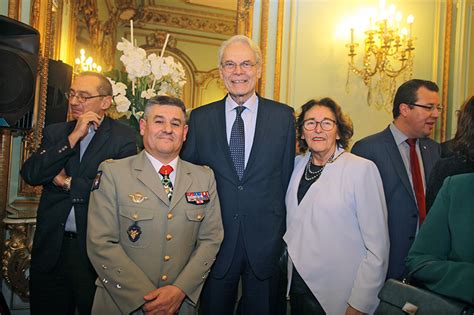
167, 213, 173, 220
161, 275, 168, 281
238, 186, 243, 191
164, 255, 171, 262
166, 234, 172, 241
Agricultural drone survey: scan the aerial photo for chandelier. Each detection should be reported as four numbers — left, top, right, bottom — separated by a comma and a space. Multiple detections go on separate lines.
74, 49, 102, 74
346, 1, 415, 111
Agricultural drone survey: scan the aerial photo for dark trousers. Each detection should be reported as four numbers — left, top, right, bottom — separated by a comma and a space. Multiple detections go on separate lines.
289, 267, 325, 315
200, 226, 285, 315
30, 235, 97, 315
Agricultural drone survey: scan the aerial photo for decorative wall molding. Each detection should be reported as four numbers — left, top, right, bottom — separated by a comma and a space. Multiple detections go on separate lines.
273, 0, 284, 101
237, 0, 253, 37
257, 0, 269, 97
141, 5, 236, 35
7, 0, 21, 20
440, 0, 453, 142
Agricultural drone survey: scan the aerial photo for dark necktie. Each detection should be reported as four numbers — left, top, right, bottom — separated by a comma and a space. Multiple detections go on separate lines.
230, 106, 246, 180
159, 165, 174, 200
406, 139, 426, 224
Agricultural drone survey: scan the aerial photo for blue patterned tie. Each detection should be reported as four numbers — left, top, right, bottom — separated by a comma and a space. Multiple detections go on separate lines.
230, 106, 246, 180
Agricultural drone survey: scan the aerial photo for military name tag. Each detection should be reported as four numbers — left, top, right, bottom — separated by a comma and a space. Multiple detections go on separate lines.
127, 222, 142, 242
185, 191, 210, 204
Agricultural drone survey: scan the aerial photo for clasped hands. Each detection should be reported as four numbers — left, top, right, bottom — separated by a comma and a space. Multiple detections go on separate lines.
142, 285, 186, 315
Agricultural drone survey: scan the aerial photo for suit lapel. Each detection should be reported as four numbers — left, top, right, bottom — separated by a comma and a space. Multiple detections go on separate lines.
169, 159, 192, 212
79, 117, 111, 174
419, 138, 435, 183
382, 127, 416, 203
243, 96, 270, 181
135, 152, 170, 206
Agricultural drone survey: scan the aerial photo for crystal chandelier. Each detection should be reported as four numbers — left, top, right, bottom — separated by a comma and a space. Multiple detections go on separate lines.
346, 1, 415, 111
74, 49, 102, 74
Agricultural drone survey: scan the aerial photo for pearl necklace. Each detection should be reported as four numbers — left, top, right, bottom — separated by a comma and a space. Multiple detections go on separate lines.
304, 151, 339, 181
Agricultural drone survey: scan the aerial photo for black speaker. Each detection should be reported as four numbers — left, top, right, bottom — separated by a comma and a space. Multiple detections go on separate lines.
0, 15, 40, 129
45, 60, 72, 126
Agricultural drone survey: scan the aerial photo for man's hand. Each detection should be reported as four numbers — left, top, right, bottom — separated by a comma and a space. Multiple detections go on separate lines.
346, 305, 364, 315
142, 285, 186, 315
53, 169, 68, 187
68, 112, 101, 148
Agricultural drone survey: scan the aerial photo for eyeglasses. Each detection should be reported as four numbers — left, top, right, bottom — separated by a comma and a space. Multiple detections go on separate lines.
408, 103, 443, 112
303, 118, 337, 131
221, 61, 257, 72
65, 91, 108, 103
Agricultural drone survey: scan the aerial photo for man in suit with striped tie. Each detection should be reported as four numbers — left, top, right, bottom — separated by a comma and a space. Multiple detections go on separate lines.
182, 35, 296, 315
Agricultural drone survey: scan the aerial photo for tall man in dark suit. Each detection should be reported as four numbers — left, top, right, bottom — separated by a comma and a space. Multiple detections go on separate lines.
182, 35, 295, 314
352, 79, 441, 280
21, 71, 137, 314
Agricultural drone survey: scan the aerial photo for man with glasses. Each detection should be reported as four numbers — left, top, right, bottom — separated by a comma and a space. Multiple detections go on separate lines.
182, 35, 295, 314
21, 71, 137, 314
352, 79, 441, 280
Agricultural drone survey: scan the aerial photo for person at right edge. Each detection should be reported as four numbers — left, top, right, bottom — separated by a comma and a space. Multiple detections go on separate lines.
406, 173, 474, 305
352, 79, 441, 280
425, 95, 474, 210
181, 35, 295, 315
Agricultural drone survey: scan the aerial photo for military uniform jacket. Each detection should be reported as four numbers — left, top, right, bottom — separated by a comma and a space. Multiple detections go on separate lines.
87, 151, 224, 314
20, 117, 137, 272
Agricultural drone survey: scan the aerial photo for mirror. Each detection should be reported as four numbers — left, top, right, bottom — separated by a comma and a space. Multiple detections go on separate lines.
68, 0, 246, 109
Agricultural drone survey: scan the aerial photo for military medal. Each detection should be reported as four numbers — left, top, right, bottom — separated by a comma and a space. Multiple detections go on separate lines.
127, 222, 142, 242
186, 191, 210, 204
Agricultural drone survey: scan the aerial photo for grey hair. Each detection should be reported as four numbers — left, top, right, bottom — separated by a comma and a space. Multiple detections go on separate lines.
217, 35, 262, 67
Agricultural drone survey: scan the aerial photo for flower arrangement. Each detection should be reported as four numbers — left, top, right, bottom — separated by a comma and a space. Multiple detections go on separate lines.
107, 28, 186, 131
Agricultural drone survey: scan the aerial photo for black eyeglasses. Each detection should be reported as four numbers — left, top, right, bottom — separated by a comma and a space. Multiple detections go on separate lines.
221, 61, 257, 72
65, 91, 108, 103
303, 118, 336, 131
408, 103, 443, 112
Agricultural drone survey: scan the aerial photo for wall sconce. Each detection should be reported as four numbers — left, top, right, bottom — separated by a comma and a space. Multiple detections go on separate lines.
74, 49, 102, 74
346, 1, 415, 111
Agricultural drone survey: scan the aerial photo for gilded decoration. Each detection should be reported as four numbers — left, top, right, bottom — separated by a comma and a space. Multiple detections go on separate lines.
141, 5, 236, 35
2, 221, 35, 302
440, 0, 453, 142
237, 0, 253, 37
145, 30, 178, 49
195, 69, 224, 89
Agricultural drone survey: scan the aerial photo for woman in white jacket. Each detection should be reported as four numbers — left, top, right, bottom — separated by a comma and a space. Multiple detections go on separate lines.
283, 98, 389, 315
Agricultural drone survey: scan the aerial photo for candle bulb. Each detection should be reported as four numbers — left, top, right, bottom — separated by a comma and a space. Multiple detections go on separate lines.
350, 28, 354, 44
130, 20, 134, 47
407, 15, 414, 38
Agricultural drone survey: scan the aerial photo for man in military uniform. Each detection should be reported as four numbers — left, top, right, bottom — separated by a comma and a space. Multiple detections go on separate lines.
87, 95, 223, 314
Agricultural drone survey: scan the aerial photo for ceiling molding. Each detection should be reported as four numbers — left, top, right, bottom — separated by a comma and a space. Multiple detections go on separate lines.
141, 5, 236, 35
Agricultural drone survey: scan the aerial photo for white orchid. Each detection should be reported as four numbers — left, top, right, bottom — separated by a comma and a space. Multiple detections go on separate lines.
141, 88, 157, 99
114, 94, 131, 112
108, 37, 187, 127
